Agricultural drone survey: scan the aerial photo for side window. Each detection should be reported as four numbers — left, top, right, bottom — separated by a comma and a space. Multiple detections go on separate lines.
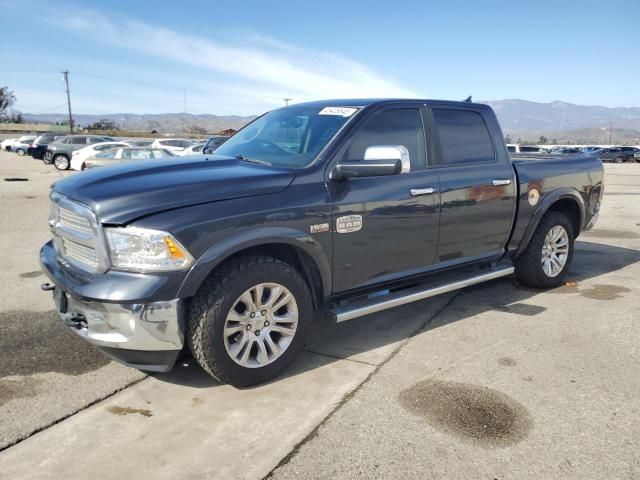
343, 108, 427, 169
71, 137, 87, 145
433, 109, 495, 165
180, 140, 192, 148
168, 140, 182, 147
507, 145, 516, 152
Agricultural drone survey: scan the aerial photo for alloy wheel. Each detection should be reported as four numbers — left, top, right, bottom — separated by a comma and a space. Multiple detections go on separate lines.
223, 283, 299, 368
541, 225, 569, 277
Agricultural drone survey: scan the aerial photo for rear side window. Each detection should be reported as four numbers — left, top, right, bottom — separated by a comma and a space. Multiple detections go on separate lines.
71, 136, 87, 145
433, 109, 495, 165
520, 146, 541, 152
343, 108, 427, 169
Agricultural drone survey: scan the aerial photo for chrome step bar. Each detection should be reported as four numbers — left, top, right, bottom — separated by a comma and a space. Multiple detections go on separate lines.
332, 264, 515, 323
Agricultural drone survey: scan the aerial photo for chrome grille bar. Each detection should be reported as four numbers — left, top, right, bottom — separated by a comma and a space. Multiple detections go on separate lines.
49, 192, 108, 274
59, 207, 93, 233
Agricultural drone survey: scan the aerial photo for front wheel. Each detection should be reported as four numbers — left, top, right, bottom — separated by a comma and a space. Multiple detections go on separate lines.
53, 155, 70, 170
614, 156, 624, 163
16, 149, 25, 156
515, 211, 575, 288
187, 256, 313, 387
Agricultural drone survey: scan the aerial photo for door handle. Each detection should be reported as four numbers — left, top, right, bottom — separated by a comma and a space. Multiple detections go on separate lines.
410, 187, 436, 196
492, 179, 512, 186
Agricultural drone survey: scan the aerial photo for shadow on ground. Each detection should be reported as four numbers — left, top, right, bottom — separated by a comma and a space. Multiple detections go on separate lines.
153, 240, 640, 389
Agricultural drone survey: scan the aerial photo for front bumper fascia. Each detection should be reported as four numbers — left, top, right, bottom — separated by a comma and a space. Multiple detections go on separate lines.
40, 241, 186, 372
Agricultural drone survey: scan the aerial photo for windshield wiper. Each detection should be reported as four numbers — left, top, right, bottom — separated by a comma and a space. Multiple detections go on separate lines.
235, 154, 272, 166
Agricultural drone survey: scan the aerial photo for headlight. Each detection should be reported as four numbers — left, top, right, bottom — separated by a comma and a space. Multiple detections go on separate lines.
105, 227, 194, 272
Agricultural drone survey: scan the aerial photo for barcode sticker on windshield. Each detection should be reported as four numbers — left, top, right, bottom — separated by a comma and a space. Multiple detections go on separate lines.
319, 107, 358, 117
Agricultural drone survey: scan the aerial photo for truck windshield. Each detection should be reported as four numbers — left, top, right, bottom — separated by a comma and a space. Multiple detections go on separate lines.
214, 105, 359, 168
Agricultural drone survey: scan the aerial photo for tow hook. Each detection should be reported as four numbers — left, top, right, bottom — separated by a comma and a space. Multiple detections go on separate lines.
41, 283, 55, 291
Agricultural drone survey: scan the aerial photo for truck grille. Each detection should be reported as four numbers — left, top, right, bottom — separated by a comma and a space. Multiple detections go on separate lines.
59, 207, 93, 233
62, 238, 99, 269
49, 193, 108, 274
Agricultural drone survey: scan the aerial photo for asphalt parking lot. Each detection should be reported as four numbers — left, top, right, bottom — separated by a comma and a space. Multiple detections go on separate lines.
0, 151, 638, 479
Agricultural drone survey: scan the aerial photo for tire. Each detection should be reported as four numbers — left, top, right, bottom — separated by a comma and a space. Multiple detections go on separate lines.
16, 149, 25, 156
187, 255, 313, 387
53, 155, 70, 170
614, 156, 624, 163
514, 211, 575, 289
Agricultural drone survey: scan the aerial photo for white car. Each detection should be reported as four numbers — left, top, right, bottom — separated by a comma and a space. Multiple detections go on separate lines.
1, 138, 18, 151
10, 136, 37, 155
70, 141, 133, 171
176, 142, 205, 156
150, 138, 196, 153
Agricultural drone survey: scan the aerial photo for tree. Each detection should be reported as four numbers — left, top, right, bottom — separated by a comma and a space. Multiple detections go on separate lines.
188, 125, 207, 135
505, 134, 513, 143
10, 112, 24, 124
538, 135, 548, 144
0, 86, 16, 119
88, 119, 119, 130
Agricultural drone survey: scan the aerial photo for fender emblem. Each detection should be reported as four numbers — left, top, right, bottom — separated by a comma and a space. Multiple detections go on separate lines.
310, 223, 330, 234
528, 188, 540, 206
336, 215, 363, 233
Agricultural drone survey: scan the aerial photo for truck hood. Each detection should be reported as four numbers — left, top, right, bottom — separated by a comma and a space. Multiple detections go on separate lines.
53, 156, 296, 224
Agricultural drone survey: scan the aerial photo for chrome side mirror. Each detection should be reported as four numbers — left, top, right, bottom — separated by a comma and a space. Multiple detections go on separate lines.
364, 145, 410, 173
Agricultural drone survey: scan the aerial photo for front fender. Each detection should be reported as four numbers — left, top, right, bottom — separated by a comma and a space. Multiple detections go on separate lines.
514, 188, 585, 259
176, 227, 332, 299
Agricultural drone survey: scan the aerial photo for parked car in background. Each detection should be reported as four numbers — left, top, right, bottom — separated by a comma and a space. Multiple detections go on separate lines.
177, 142, 205, 156
129, 140, 153, 147
619, 146, 637, 162
1, 138, 18, 151
149, 138, 195, 153
84, 147, 175, 169
634, 148, 640, 162
28, 134, 67, 159
507, 144, 547, 154
550, 147, 582, 154
44, 135, 115, 170
581, 146, 601, 154
593, 147, 629, 163
202, 135, 228, 154
70, 141, 133, 171
9, 136, 37, 155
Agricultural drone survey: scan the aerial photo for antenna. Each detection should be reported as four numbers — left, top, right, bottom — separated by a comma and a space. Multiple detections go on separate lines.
464, 95, 472, 102
283, 97, 292, 106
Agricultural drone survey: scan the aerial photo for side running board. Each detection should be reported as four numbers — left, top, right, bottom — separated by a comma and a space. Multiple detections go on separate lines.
331, 264, 514, 323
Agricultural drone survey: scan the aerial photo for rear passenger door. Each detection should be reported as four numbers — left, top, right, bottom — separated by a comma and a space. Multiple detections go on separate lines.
428, 106, 516, 264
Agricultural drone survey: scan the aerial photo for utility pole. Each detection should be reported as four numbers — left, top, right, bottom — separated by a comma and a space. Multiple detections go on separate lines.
283, 97, 292, 106
609, 121, 613, 145
61, 71, 73, 134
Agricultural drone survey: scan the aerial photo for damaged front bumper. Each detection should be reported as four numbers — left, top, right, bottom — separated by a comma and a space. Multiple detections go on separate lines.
40, 241, 185, 372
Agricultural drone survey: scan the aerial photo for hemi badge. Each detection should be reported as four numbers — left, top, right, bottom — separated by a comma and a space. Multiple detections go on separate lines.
310, 223, 330, 234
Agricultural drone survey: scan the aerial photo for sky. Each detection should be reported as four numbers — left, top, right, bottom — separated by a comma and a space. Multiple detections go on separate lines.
1, 0, 639, 116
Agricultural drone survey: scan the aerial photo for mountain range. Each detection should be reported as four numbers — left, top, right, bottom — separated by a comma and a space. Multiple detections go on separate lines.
23, 99, 640, 144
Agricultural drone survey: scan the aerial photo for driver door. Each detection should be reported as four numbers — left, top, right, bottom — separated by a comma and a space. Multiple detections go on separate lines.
327, 105, 440, 293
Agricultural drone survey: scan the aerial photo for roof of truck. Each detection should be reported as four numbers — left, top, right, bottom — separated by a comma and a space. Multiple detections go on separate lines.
290, 98, 488, 109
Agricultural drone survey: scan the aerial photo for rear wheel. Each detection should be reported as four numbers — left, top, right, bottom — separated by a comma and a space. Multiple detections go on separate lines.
614, 156, 624, 163
188, 256, 313, 387
53, 155, 70, 170
16, 149, 25, 156
515, 211, 574, 288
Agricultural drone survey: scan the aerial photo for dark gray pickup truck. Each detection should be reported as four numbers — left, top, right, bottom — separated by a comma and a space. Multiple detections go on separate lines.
41, 99, 604, 386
